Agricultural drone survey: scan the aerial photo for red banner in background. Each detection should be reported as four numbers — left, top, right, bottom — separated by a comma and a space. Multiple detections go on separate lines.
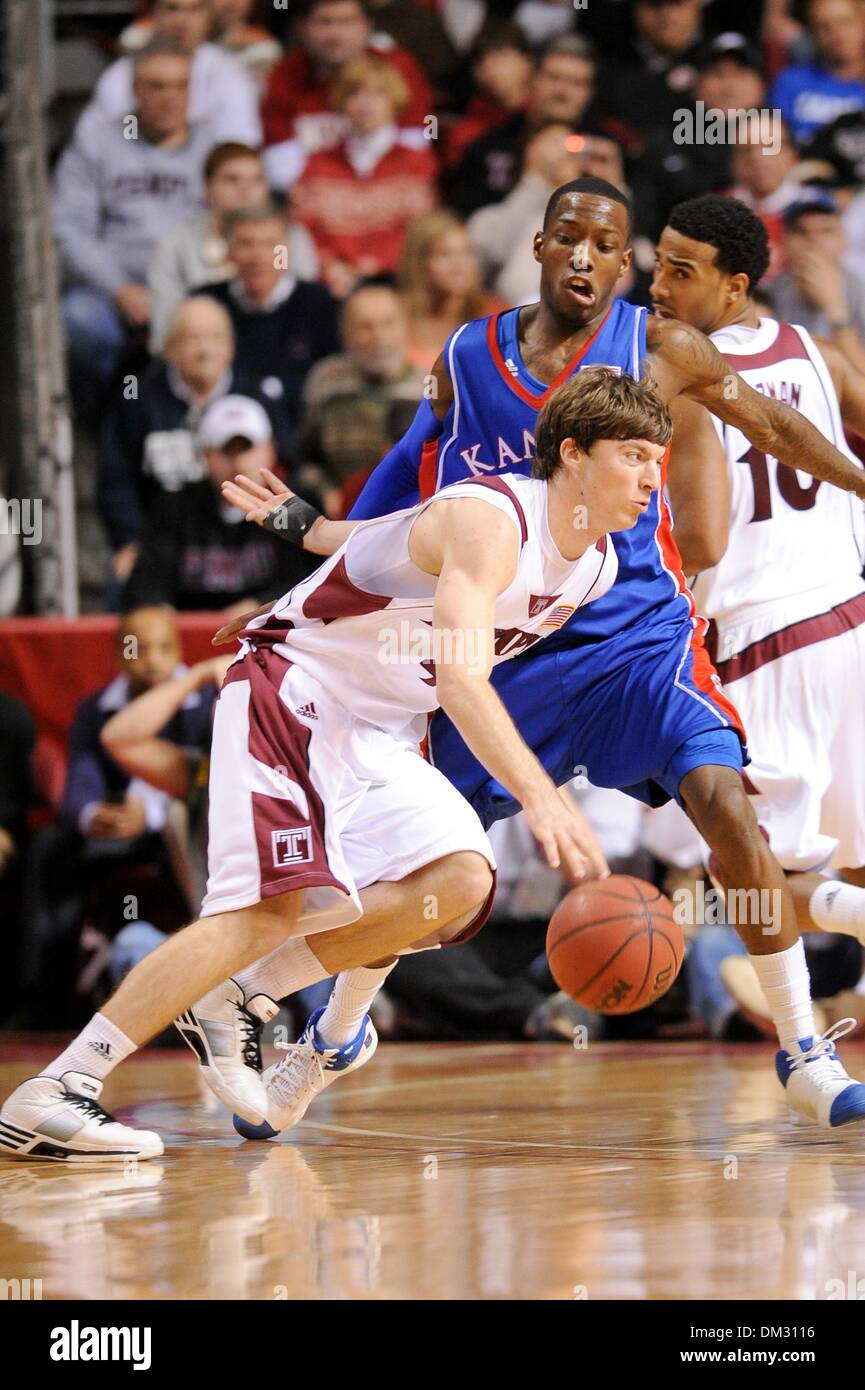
0, 614, 220, 759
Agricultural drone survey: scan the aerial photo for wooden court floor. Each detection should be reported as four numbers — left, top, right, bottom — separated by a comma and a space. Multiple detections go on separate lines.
2, 1037, 865, 1301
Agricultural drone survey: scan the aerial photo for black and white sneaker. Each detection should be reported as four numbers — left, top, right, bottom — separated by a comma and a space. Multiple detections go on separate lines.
0, 1071, 164, 1161
175, 978, 278, 1125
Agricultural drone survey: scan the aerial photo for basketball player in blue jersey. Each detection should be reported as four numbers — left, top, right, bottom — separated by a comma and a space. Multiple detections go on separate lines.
197, 175, 865, 1136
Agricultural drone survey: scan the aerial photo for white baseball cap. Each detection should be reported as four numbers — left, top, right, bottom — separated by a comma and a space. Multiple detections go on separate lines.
197, 395, 273, 450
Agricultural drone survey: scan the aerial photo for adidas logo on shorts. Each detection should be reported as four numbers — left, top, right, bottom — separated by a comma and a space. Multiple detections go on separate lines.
295, 703, 318, 720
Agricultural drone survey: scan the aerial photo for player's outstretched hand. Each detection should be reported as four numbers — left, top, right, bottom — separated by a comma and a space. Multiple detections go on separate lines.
222, 468, 294, 525
523, 785, 610, 883
557, 786, 609, 882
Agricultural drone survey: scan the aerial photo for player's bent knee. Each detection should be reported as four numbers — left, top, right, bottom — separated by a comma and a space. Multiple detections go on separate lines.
682, 767, 757, 843
445, 851, 494, 915
682, 767, 771, 877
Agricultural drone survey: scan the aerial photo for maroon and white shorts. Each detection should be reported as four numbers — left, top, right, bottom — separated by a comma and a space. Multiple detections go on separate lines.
717, 607, 865, 872
200, 648, 497, 933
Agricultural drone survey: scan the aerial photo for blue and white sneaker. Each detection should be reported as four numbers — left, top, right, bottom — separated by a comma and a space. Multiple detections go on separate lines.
234, 1006, 378, 1140
776, 1019, 865, 1128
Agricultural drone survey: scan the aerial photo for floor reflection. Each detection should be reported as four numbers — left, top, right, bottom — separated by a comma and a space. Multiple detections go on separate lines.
2, 1043, 865, 1299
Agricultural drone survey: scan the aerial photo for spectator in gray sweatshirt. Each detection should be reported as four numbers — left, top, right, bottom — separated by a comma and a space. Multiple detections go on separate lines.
79, 0, 261, 148
148, 142, 319, 352
54, 39, 213, 417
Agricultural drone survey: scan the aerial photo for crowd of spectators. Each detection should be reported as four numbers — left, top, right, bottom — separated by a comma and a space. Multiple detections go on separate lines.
49, 0, 865, 570
4, 0, 865, 1040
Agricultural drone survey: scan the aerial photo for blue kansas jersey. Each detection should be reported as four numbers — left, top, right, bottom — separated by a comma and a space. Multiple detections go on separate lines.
350, 300, 746, 823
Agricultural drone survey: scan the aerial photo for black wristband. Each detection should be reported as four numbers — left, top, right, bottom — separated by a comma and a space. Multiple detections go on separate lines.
262, 496, 321, 545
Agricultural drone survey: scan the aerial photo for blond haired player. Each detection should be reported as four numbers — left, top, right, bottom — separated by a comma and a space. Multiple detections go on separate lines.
0, 368, 668, 1160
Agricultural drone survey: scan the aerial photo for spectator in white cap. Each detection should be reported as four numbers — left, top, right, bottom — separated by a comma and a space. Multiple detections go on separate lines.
125, 394, 319, 613
197, 393, 275, 459
99, 295, 294, 593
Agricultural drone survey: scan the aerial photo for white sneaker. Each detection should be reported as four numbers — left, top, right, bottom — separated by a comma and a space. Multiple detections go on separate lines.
0, 1071, 164, 1161
175, 979, 278, 1125
776, 1019, 865, 1129
234, 1006, 378, 1140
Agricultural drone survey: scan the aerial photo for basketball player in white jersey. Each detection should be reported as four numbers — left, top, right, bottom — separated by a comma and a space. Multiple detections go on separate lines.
0, 368, 663, 1161
651, 194, 865, 1028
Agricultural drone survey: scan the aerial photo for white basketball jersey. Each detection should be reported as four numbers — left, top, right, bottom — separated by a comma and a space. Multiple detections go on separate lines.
692, 318, 865, 645
240, 474, 617, 741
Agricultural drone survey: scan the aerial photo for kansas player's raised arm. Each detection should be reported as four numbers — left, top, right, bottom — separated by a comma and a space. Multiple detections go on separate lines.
349, 355, 454, 519
648, 315, 865, 502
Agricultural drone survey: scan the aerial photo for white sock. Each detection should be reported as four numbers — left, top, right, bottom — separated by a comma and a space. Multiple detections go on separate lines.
235, 937, 328, 1005
316, 963, 396, 1046
41, 1013, 137, 1085
749, 940, 816, 1053
809, 879, 865, 940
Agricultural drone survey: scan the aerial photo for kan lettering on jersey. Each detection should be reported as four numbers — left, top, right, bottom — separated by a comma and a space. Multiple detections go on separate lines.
353, 299, 748, 820
422, 301, 693, 648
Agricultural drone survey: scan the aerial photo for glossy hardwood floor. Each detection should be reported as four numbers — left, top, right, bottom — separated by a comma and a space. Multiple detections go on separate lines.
2, 1039, 865, 1300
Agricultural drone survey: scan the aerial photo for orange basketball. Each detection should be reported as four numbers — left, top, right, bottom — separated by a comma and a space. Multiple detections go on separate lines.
546, 875, 684, 1014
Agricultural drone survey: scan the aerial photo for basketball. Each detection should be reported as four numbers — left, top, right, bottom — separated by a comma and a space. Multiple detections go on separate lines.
546, 875, 684, 1014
